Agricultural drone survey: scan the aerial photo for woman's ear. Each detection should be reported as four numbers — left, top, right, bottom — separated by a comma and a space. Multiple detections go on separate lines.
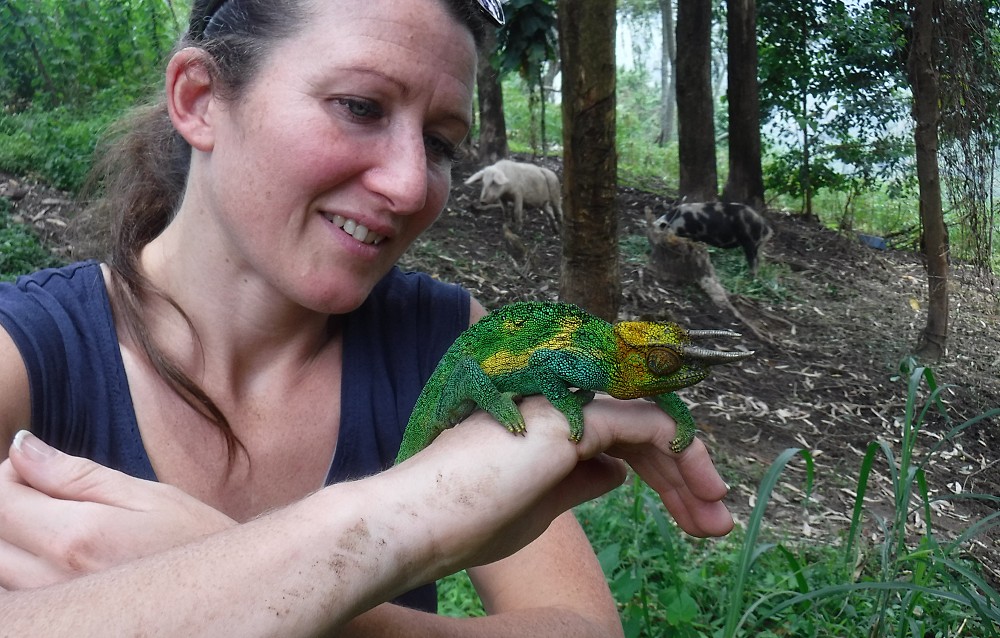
165, 48, 217, 152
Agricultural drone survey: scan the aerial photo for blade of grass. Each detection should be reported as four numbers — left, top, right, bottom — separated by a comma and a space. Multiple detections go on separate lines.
722, 447, 813, 638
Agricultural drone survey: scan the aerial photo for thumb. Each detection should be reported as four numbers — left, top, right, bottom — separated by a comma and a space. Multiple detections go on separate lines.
9, 430, 134, 505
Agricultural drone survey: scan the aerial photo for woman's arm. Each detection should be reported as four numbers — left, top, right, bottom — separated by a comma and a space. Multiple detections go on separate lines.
0, 393, 731, 636
337, 512, 623, 638
339, 396, 733, 637
0, 407, 579, 635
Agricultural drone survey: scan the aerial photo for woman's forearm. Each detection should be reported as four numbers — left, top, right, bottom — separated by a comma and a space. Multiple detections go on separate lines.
0, 396, 731, 636
0, 407, 581, 637
0, 481, 398, 636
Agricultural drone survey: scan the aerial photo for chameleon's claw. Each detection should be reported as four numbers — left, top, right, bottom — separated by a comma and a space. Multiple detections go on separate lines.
669, 433, 695, 454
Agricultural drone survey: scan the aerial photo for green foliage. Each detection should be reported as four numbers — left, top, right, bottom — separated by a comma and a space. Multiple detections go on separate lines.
621, 233, 652, 265
0, 199, 64, 280
500, 75, 562, 157
722, 363, 1000, 637
617, 68, 680, 180
578, 477, 737, 637
757, 0, 915, 211
437, 570, 486, 618
0, 89, 134, 192
0, 0, 185, 110
494, 0, 559, 154
709, 248, 789, 302
496, 0, 558, 79
0, 0, 185, 192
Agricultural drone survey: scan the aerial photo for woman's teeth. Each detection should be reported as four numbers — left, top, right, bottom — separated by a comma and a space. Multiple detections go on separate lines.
329, 214, 385, 245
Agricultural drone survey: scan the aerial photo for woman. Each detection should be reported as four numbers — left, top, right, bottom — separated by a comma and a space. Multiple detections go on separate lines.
0, 0, 733, 635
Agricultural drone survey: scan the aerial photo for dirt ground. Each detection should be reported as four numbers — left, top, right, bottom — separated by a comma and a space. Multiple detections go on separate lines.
3, 160, 998, 587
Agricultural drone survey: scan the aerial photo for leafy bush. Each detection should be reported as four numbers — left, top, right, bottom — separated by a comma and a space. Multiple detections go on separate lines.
0, 94, 130, 192
0, 199, 64, 280
0, 0, 183, 109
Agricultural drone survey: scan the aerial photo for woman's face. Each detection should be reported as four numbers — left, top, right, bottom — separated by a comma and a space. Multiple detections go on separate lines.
197, 0, 477, 313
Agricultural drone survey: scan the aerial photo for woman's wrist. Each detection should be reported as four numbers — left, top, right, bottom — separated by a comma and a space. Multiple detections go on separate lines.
356, 402, 580, 582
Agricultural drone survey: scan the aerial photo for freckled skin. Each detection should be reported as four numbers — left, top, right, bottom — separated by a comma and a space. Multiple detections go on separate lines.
395, 301, 750, 464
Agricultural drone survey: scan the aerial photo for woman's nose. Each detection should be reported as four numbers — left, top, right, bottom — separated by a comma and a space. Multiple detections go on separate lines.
367, 128, 429, 214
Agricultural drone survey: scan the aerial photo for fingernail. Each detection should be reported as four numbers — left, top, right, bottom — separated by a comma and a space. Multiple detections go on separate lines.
12, 430, 55, 461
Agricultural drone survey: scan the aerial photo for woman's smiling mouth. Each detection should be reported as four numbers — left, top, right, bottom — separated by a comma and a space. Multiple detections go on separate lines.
326, 213, 386, 245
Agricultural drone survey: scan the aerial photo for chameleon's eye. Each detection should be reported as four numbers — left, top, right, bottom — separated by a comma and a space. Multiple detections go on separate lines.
648, 349, 682, 376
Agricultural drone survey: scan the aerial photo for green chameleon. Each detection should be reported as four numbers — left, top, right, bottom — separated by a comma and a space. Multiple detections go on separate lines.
395, 301, 752, 464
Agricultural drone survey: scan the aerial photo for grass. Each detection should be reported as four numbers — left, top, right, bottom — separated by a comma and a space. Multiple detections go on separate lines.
438, 361, 999, 636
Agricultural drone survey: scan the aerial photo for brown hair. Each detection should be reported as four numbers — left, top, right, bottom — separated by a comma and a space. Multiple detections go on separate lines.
82, 0, 489, 466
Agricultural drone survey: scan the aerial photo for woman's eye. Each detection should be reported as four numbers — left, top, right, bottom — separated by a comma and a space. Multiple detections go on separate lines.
334, 98, 382, 120
425, 135, 461, 165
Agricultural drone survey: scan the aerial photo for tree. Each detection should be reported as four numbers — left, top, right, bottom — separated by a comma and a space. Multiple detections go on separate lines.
497, 0, 559, 156
675, 0, 719, 201
558, 0, 619, 320
722, 0, 765, 209
0, 0, 181, 108
936, 0, 1000, 275
908, 0, 949, 360
657, 0, 678, 145
757, 1, 917, 220
756, 0, 825, 215
475, 27, 509, 164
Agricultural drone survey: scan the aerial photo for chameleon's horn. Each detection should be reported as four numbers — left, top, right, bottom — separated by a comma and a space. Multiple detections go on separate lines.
680, 345, 754, 364
687, 329, 742, 339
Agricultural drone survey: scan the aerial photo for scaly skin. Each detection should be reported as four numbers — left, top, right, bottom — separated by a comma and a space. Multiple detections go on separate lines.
395, 301, 751, 464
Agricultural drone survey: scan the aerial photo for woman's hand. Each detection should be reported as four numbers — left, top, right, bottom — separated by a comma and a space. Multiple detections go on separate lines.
394, 394, 733, 575
573, 395, 734, 537
0, 431, 235, 590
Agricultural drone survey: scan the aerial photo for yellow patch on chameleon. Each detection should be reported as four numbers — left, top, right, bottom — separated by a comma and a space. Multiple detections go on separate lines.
481, 316, 583, 376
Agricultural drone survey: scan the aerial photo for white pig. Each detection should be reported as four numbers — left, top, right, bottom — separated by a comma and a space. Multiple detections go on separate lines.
464, 160, 562, 232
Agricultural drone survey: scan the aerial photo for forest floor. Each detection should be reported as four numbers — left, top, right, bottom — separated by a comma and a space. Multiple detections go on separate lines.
3, 160, 999, 588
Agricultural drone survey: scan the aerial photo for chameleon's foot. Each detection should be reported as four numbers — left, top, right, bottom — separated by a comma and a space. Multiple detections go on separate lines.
504, 422, 527, 436
543, 389, 593, 443
652, 392, 697, 454
489, 392, 527, 436
669, 431, 695, 454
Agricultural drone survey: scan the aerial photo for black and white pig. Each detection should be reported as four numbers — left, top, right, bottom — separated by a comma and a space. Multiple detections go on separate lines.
653, 202, 773, 275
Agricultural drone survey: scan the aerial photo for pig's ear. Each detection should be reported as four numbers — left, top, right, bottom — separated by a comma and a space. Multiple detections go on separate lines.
492, 171, 510, 185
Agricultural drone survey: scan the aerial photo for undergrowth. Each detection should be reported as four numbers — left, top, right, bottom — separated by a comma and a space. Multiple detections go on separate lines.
0, 199, 63, 280
0, 89, 132, 192
439, 361, 999, 637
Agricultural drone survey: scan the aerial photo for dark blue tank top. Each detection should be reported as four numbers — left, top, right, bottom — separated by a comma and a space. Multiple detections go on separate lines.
0, 260, 470, 612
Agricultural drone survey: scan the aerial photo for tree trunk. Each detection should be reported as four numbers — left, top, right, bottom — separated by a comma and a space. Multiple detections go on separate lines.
558, 0, 620, 321
721, 0, 765, 210
908, 0, 949, 360
799, 30, 813, 217
475, 27, 509, 165
656, 0, 677, 146
538, 66, 547, 156
676, 0, 718, 201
